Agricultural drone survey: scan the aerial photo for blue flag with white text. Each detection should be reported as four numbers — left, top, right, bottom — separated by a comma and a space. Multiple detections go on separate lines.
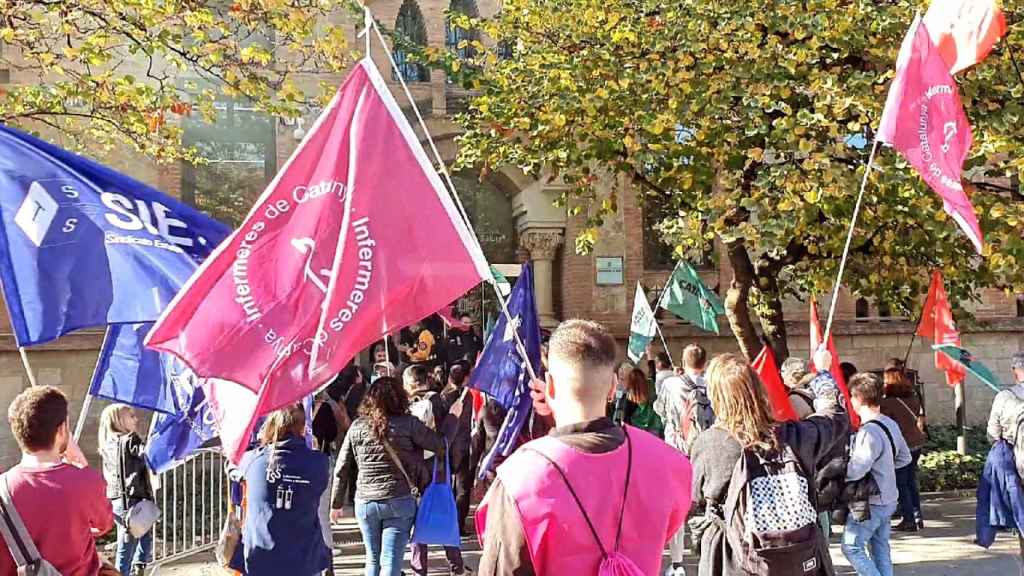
0, 125, 229, 346
468, 264, 541, 477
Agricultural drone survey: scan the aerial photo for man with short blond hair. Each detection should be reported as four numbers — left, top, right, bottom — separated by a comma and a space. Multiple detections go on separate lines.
477, 319, 692, 575
0, 386, 113, 576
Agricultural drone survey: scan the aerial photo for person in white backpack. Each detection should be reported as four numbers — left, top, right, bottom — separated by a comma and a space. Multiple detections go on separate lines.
0, 386, 114, 576
689, 347, 848, 576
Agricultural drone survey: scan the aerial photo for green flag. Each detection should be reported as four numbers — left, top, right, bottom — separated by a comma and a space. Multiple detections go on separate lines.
627, 283, 658, 363
659, 262, 725, 334
489, 265, 512, 297
932, 344, 1003, 393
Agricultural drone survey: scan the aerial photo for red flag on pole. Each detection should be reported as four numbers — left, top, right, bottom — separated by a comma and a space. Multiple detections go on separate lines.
916, 270, 966, 387
810, 300, 860, 428
751, 345, 798, 422
439, 304, 472, 330
148, 59, 490, 460
924, 0, 1007, 75
877, 15, 980, 254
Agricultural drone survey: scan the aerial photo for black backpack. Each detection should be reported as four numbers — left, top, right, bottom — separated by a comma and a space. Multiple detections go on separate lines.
679, 376, 715, 452
724, 440, 821, 576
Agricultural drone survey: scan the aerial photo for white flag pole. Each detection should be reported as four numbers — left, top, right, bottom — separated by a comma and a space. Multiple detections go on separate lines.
822, 138, 880, 343
367, 15, 539, 382
73, 325, 113, 442
0, 278, 39, 387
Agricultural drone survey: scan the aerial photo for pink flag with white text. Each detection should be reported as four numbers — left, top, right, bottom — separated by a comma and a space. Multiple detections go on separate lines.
147, 59, 489, 460
877, 15, 980, 253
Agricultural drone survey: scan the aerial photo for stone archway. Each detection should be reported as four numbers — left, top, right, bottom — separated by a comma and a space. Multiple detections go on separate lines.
424, 128, 566, 327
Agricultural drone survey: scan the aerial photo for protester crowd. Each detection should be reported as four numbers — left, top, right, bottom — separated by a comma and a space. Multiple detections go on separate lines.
5, 313, 1024, 576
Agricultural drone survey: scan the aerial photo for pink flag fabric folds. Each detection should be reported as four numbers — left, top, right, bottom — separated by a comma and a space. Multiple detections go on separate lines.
877, 15, 980, 253
924, 0, 1007, 75
148, 58, 489, 460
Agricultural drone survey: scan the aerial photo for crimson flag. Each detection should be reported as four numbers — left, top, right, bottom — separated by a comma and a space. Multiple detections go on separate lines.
751, 345, 798, 422
810, 300, 859, 428
916, 270, 966, 386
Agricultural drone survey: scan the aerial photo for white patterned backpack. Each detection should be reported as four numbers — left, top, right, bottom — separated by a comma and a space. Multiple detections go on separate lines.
724, 441, 821, 576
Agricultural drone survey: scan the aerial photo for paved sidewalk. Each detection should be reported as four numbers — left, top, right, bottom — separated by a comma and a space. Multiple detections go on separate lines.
158, 497, 1021, 575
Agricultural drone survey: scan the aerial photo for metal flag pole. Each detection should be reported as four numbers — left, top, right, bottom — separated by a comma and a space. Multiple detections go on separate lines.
653, 276, 678, 370
73, 325, 113, 442
823, 139, 880, 343
0, 277, 39, 387
367, 15, 538, 382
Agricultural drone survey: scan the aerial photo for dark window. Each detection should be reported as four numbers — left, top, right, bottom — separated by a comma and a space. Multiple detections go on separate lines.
394, 0, 429, 83
181, 101, 276, 228
643, 202, 712, 271
446, 0, 479, 61
855, 297, 870, 321
449, 170, 517, 263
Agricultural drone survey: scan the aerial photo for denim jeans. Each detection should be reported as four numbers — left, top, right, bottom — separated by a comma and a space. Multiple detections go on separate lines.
111, 499, 154, 576
355, 496, 417, 576
895, 450, 922, 523
842, 502, 898, 576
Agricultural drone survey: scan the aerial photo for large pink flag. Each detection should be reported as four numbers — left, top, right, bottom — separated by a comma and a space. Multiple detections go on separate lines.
877, 15, 980, 253
148, 59, 489, 460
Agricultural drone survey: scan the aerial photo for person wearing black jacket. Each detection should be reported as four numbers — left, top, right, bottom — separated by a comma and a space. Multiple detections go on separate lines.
99, 404, 155, 576
440, 361, 474, 534
446, 315, 482, 364
330, 377, 460, 576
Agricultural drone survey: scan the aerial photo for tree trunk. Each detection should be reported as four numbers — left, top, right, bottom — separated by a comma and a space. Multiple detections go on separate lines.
723, 239, 762, 362
754, 270, 790, 362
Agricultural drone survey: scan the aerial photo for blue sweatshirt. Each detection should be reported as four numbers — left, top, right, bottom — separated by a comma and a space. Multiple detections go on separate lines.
238, 436, 331, 576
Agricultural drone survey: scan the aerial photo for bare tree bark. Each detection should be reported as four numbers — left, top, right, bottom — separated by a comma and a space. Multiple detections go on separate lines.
723, 239, 763, 362
754, 272, 790, 362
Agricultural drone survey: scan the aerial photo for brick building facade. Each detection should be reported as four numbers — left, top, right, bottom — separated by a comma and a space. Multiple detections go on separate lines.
0, 0, 1020, 467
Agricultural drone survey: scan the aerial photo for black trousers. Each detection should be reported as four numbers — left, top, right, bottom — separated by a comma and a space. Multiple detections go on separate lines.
453, 457, 474, 531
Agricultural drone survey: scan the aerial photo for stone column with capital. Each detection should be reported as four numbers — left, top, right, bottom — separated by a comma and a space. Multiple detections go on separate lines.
520, 229, 564, 328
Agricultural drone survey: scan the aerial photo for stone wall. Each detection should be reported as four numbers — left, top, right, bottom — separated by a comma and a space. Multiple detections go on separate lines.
0, 332, 107, 470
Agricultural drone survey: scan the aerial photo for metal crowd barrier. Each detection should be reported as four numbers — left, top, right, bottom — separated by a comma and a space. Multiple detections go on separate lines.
149, 448, 228, 570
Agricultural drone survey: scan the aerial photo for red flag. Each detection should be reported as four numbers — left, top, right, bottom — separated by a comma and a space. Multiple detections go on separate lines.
924, 0, 1007, 75
439, 304, 471, 330
877, 15, 980, 253
751, 345, 798, 422
916, 270, 966, 386
148, 59, 489, 460
810, 300, 860, 428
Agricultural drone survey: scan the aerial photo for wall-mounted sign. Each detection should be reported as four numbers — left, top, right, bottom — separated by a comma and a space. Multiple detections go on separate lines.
596, 256, 624, 286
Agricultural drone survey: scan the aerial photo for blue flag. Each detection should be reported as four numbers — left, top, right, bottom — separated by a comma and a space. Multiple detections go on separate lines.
469, 263, 542, 408
0, 125, 229, 346
468, 263, 542, 476
89, 323, 181, 414
145, 375, 217, 474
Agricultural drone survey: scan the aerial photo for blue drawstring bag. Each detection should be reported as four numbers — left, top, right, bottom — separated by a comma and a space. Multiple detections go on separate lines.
412, 444, 461, 547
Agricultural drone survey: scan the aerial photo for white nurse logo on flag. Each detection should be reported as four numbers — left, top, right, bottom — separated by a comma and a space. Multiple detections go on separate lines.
503, 315, 521, 343
15, 181, 59, 247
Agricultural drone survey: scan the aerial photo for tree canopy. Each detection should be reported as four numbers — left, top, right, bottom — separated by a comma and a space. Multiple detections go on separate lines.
0, 0, 355, 162
448, 0, 1024, 360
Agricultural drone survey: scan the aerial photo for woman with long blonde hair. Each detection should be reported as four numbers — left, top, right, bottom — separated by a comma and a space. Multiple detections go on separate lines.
689, 349, 850, 576
98, 404, 154, 576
